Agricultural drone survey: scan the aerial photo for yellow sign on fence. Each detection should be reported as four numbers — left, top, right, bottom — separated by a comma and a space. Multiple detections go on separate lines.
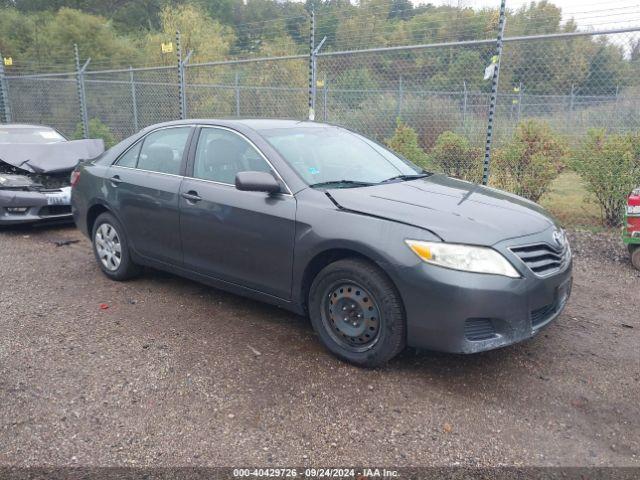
3, 57, 13, 66
161, 42, 174, 54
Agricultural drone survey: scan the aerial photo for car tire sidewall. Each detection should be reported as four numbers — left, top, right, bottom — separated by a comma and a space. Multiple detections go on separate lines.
309, 259, 405, 367
631, 245, 640, 270
92, 212, 138, 281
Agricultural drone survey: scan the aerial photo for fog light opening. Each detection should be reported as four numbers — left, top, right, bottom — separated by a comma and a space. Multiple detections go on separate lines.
6, 207, 29, 214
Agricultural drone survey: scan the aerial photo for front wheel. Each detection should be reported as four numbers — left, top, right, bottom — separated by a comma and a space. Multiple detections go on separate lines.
308, 258, 406, 367
92, 212, 140, 281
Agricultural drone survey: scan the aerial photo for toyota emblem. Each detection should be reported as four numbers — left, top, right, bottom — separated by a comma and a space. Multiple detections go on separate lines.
553, 229, 565, 247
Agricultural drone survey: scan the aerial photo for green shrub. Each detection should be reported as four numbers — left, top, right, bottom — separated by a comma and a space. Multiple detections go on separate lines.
430, 131, 482, 182
571, 129, 640, 227
492, 120, 566, 202
385, 119, 431, 169
73, 118, 116, 148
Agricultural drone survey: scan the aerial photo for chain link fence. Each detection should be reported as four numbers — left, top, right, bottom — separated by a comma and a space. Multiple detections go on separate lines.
185, 56, 309, 120
1, 19, 639, 188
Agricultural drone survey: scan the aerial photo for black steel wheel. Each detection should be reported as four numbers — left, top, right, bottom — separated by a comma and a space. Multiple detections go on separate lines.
324, 282, 381, 352
309, 258, 406, 367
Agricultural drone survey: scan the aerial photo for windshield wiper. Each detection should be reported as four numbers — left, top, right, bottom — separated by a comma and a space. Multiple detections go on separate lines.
379, 173, 431, 184
309, 180, 376, 189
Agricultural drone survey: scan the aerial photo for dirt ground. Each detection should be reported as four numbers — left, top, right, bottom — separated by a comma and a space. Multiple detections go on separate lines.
0, 224, 638, 468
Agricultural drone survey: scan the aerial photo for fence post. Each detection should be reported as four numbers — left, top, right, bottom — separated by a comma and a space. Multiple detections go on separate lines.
235, 71, 241, 117
462, 80, 468, 130
323, 74, 328, 122
74, 44, 90, 139
0, 52, 11, 123
481, 0, 507, 186
397, 75, 403, 119
308, 9, 315, 120
129, 66, 139, 132
176, 31, 186, 120
516, 81, 523, 124
568, 83, 575, 124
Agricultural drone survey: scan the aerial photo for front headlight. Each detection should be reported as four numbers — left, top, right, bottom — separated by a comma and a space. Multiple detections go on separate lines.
405, 240, 521, 278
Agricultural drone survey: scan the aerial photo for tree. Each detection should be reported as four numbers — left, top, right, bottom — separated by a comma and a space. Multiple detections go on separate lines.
430, 131, 482, 182
492, 120, 566, 202
142, 4, 234, 65
387, 0, 413, 21
385, 119, 430, 169
28, 7, 143, 67
572, 130, 640, 227
73, 118, 116, 147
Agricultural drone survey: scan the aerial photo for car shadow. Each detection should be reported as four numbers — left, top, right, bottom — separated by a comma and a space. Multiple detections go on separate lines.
0, 220, 76, 234
141, 264, 528, 382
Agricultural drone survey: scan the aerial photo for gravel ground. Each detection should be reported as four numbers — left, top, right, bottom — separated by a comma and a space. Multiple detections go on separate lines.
0, 224, 638, 468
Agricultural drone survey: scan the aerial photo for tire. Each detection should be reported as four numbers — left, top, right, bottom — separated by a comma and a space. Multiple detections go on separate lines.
631, 245, 640, 271
308, 258, 406, 367
91, 212, 140, 281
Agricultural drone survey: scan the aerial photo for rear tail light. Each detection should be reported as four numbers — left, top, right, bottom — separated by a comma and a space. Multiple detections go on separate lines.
628, 188, 640, 215
628, 188, 640, 237
70, 170, 81, 187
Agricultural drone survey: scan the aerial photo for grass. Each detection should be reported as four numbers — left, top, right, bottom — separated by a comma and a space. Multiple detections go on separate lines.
539, 171, 605, 230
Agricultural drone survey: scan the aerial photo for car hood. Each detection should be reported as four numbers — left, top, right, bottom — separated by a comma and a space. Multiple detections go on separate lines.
326, 174, 557, 245
0, 139, 105, 174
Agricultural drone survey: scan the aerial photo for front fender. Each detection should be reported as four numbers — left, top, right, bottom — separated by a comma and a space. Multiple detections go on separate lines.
291, 194, 440, 310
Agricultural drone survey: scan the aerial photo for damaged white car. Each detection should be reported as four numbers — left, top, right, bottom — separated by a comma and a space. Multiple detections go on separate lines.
0, 124, 104, 225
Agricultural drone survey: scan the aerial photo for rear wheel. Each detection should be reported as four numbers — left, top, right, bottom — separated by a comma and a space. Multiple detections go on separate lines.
92, 212, 140, 281
308, 258, 406, 367
631, 245, 640, 270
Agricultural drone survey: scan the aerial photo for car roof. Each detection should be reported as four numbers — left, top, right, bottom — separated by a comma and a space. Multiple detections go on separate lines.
0, 123, 57, 130
142, 118, 337, 133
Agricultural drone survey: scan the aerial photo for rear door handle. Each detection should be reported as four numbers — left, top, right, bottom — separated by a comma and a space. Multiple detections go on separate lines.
181, 190, 202, 203
110, 175, 123, 186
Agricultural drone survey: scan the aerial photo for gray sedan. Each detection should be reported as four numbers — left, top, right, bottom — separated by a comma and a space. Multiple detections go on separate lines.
71, 119, 572, 367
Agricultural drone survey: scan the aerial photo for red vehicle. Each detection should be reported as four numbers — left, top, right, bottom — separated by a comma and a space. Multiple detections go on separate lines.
624, 188, 640, 270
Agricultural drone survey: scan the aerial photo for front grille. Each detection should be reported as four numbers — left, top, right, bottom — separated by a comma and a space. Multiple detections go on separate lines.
510, 242, 569, 276
39, 205, 71, 216
31, 172, 70, 189
464, 318, 496, 341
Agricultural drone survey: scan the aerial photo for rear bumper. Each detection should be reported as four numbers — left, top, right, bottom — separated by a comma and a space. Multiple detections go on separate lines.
0, 189, 72, 225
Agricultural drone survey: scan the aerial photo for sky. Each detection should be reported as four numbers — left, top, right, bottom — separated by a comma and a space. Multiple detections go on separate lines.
426, 0, 640, 32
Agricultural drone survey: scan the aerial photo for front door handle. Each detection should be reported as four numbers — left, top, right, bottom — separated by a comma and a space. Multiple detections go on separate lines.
181, 190, 202, 203
110, 175, 123, 186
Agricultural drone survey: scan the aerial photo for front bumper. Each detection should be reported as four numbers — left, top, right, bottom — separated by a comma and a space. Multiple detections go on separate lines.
0, 188, 73, 225
396, 233, 573, 354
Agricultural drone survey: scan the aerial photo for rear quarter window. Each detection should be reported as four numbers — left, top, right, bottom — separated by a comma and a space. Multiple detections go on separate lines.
115, 142, 141, 168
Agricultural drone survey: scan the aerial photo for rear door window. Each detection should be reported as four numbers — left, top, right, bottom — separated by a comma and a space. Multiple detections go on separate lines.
137, 127, 191, 175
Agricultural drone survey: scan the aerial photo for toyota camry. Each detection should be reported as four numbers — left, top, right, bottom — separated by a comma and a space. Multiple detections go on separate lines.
0, 124, 104, 225
71, 119, 572, 367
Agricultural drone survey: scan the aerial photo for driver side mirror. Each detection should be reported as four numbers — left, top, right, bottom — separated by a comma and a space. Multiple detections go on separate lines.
235, 171, 281, 194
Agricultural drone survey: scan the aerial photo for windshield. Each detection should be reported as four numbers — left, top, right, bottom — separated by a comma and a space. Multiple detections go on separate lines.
259, 126, 423, 187
0, 127, 66, 144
